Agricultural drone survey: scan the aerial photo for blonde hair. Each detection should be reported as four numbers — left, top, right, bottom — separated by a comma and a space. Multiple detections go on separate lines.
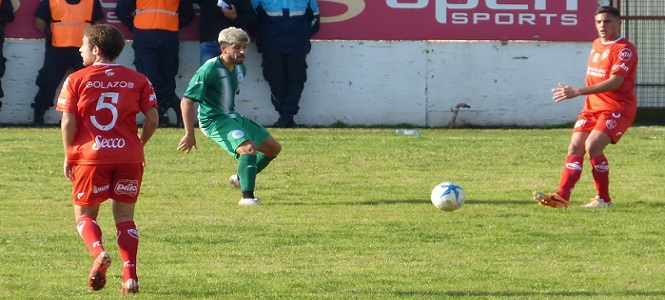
218, 27, 250, 45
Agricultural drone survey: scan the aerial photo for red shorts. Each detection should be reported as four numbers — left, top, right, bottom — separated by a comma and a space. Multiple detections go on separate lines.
70, 163, 144, 206
572, 111, 634, 144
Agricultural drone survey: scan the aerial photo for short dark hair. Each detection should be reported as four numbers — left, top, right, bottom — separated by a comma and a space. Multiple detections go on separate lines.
83, 24, 126, 60
595, 6, 621, 18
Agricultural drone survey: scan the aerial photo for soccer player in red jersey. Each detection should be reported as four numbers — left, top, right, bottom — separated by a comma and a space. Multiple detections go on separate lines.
56, 24, 159, 293
533, 6, 638, 209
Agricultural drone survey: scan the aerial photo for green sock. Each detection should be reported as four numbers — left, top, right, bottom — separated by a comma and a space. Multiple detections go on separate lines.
256, 152, 275, 174
237, 154, 257, 193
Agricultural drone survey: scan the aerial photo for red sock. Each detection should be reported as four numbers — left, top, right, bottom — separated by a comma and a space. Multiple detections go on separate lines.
116, 221, 139, 282
590, 154, 611, 202
76, 216, 105, 258
557, 155, 584, 200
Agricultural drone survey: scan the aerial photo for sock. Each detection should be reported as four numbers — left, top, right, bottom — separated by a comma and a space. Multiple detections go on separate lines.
238, 154, 257, 195
590, 154, 611, 202
116, 221, 139, 282
76, 216, 105, 258
256, 152, 275, 174
557, 155, 584, 201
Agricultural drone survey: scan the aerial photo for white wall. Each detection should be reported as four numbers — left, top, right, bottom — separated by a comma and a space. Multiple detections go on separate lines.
1, 39, 588, 127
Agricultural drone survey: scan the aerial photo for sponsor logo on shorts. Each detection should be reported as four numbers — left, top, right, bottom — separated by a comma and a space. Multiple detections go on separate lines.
612, 112, 621, 118
77, 192, 85, 199
231, 130, 245, 139
606, 119, 617, 130
574, 119, 586, 128
93, 185, 110, 194
616, 131, 623, 137
115, 179, 139, 197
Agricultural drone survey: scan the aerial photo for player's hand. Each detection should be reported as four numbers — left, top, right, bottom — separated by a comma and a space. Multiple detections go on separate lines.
63, 159, 73, 181
177, 134, 197, 153
551, 83, 579, 102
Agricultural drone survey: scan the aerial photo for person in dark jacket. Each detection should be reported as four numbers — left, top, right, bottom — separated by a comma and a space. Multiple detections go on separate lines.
251, 0, 319, 128
115, 0, 193, 127
30, 0, 104, 126
0, 0, 15, 111
194, 0, 256, 65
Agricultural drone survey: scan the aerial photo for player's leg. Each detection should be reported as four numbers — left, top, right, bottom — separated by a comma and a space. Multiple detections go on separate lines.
585, 130, 613, 204
71, 164, 112, 291
556, 131, 589, 201
113, 201, 139, 294
76, 205, 112, 291
110, 163, 143, 294
256, 136, 281, 174
583, 111, 632, 207
534, 116, 591, 208
75, 204, 105, 261
236, 140, 259, 202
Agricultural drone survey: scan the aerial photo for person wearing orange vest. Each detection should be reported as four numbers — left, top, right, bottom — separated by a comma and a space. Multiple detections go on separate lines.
115, 0, 193, 128
0, 0, 15, 111
30, 0, 104, 126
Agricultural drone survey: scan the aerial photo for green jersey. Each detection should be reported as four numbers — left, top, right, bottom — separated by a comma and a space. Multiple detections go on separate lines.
183, 57, 247, 128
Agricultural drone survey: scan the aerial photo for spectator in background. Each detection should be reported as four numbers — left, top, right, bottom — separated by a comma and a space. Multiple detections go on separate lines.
251, 0, 319, 128
194, 0, 256, 65
0, 0, 15, 111
31, 0, 104, 126
115, 0, 193, 128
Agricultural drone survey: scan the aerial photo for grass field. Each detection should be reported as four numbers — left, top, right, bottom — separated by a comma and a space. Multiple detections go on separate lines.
1, 126, 665, 299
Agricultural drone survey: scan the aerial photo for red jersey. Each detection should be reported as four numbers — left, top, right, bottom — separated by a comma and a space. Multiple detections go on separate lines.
56, 63, 157, 165
583, 36, 638, 118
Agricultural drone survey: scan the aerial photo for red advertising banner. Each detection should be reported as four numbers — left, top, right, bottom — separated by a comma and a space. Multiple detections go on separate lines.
316, 0, 598, 41
6, 0, 597, 41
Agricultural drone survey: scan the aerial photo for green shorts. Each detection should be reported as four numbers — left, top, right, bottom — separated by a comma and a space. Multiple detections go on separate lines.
200, 113, 270, 158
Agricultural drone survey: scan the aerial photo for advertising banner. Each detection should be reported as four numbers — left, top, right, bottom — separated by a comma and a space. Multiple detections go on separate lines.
6, 0, 597, 41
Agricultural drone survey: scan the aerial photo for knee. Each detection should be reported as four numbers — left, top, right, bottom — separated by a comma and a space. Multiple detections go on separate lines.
271, 142, 282, 157
236, 142, 258, 155
263, 140, 281, 158
585, 143, 605, 158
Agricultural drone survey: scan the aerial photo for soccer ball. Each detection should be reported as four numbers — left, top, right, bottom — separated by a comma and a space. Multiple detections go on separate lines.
431, 182, 465, 211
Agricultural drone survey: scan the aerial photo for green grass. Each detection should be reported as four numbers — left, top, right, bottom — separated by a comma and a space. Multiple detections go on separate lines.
1, 126, 665, 299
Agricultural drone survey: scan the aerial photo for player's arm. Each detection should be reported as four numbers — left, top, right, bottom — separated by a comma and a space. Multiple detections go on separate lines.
140, 106, 159, 145
61, 112, 77, 181
177, 97, 197, 153
552, 74, 625, 102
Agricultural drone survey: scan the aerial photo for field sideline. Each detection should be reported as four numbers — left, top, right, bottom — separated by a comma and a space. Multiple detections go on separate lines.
1, 127, 665, 299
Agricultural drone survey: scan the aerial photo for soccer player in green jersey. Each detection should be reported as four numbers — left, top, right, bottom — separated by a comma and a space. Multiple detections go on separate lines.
177, 27, 281, 206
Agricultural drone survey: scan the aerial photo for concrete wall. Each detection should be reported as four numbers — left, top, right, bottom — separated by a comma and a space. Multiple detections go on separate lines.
1, 39, 588, 127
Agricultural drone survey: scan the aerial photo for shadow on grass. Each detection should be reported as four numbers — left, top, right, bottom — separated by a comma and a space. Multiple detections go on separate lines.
270, 199, 536, 206
392, 289, 665, 297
